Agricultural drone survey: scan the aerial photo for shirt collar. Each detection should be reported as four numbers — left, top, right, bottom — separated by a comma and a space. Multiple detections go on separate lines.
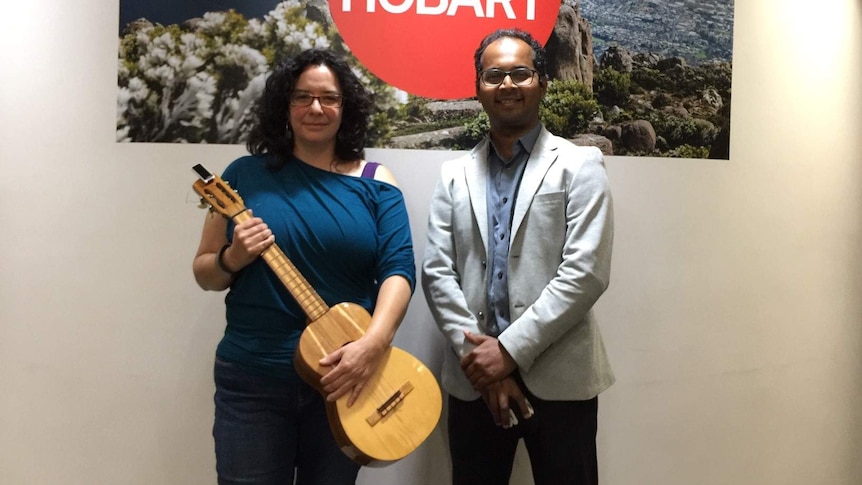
489, 122, 543, 164
519, 122, 542, 154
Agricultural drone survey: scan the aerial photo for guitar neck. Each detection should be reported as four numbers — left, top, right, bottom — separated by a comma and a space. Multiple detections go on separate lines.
232, 210, 329, 321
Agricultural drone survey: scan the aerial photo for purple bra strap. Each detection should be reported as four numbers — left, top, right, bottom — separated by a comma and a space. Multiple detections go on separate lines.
361, 162, 380, 179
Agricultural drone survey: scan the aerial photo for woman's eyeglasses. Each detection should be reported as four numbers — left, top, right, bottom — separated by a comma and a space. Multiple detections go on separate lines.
290, 93, 344, 108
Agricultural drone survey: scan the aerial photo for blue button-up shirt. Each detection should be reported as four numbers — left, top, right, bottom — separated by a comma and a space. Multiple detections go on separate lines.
485, 123, 542, 336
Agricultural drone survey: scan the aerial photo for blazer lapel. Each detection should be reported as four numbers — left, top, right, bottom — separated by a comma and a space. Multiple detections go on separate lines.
465, 138, 490, 251
511, 127, 558, 240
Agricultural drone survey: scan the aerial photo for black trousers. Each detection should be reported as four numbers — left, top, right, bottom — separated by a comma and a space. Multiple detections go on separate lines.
447, 388, 598, 485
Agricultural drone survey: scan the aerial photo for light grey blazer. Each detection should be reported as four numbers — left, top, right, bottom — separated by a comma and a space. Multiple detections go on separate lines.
421, 126, 615, 401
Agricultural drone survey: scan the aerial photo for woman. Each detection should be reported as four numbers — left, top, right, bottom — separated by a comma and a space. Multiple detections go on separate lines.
192, 48, 415, 485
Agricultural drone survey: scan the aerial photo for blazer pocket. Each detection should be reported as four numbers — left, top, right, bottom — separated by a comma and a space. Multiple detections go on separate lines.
522, 191, 566, 250
532, 191, 565, 206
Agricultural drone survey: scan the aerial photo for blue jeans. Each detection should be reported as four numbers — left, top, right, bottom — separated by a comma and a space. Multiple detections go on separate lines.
213, 358, 360, 485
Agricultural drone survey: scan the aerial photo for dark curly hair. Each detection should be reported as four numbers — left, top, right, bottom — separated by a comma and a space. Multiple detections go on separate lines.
246, 48, 373, 169
473, 29, 548, 89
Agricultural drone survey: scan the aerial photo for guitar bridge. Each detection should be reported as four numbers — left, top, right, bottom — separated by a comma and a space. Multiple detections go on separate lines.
366, 381, 414, 426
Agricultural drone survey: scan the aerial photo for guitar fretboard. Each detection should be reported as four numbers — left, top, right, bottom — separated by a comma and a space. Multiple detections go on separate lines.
233, 211, 329, 321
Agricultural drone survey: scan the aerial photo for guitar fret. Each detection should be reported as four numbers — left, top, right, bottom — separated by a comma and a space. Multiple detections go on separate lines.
260, 245, 329, 320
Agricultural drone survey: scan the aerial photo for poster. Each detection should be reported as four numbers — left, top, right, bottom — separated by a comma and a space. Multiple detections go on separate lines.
117, 0, 733, 159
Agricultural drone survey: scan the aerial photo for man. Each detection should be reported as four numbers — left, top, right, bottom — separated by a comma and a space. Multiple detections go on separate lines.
421, 28, 615, 485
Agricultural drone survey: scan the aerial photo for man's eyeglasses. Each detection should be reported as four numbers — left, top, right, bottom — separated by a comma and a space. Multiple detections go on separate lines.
478, 68, 538, 87
290, 92, 344, 108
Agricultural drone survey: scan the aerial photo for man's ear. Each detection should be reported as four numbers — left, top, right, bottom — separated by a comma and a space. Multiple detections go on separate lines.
538, 75, 549, 96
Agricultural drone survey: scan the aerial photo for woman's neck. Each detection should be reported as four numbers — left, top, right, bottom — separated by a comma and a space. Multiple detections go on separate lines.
293, 143, 338, 171
293, 144, 360, 175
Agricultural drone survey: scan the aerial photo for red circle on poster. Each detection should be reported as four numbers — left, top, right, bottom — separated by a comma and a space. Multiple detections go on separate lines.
330, 0, 559, 99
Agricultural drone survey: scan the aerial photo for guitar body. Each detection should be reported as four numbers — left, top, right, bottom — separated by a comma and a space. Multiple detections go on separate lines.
295, 302, 442, 466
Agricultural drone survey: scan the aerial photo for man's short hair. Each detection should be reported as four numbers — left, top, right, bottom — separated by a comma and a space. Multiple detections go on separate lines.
473, 29, 548, 83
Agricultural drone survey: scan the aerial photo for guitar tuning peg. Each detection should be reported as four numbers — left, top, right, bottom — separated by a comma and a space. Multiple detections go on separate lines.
198, 197, 209, 209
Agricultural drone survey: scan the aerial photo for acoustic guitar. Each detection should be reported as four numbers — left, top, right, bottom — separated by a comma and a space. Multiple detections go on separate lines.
192, 164, 441, 466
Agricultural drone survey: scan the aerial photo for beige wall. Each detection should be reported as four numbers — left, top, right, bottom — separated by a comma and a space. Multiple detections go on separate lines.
2, 1, 861, 484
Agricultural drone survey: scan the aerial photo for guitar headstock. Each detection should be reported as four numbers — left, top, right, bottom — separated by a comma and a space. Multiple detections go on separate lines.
191, 164, 246, 219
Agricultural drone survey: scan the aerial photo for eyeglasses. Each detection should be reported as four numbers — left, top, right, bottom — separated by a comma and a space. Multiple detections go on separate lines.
478, 68, 538, 87
290, 92, 344, 108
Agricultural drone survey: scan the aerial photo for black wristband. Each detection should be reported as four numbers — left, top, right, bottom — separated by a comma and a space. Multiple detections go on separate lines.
216, 244, 236, 276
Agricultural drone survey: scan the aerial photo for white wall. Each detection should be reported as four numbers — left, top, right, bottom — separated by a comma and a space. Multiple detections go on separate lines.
2, 1, 861, 484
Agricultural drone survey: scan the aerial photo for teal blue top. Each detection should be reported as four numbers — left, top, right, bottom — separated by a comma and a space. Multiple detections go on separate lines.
217, 155, 415, 378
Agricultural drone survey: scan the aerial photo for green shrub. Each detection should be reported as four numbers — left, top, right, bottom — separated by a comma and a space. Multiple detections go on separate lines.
593, 67, 631, 107
681, 62, 732, 98
645, 111, 718, 149
651, 92, 673, 109
631, 68, 673, 91
603, 106, 632, 124
397, 95, 432, 121
667, 144, 710, 158
367, 111, 395, 147
455, 111, 490, 148
539, 79, 600, 138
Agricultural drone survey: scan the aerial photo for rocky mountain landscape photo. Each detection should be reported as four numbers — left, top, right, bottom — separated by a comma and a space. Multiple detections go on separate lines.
386, 0, 734, 159
118, 0, 734, 158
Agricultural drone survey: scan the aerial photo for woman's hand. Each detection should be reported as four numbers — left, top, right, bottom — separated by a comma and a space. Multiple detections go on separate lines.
318, 334, 387, 407
194, 209, 274, 291
222, 211, 275, 272
318, 276, 410, 407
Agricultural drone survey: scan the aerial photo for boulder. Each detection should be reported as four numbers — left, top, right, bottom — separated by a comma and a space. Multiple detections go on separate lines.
571, 133, 614, 156
545, 2, 594, 87
621, 120, 657, 152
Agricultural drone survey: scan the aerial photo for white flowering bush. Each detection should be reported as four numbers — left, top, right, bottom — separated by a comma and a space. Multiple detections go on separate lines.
117, 1, 392, 144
